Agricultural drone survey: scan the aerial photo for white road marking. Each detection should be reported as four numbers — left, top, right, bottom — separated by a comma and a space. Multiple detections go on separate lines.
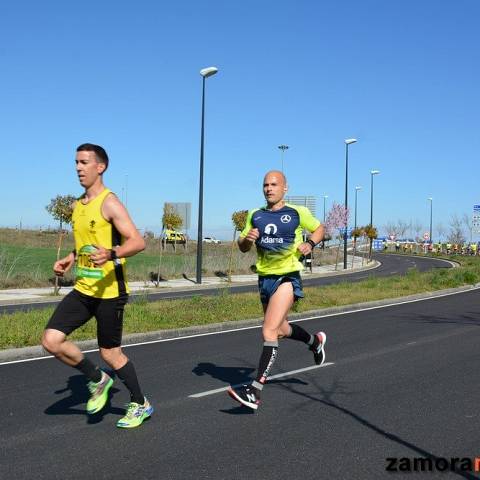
1, 285, 479, 367
188, 362, 335, 398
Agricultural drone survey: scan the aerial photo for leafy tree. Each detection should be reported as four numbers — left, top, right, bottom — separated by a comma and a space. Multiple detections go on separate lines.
45, 194, 75, 295
232, 210, 248, 233
45, 194, 76, 230
228, 210, 249, 281
162, 203, 183, 230
351, 226, 364, 268
161, 203, 184, 252
364, 224, 378, 260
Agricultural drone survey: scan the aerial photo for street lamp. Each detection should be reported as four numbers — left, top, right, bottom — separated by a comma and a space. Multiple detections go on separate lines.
278, 144, 289, 173
323, 195, 328, 223
196, 66, 218, 284
344, 138, 357, 269
354, 186, 362, 230
428, 197, 433, 244
370, 170, 380, 226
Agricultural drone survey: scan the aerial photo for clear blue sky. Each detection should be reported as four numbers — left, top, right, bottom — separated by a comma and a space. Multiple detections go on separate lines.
1, 1, 479, 240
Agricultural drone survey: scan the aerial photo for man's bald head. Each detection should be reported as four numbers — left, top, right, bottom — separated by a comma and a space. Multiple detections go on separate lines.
263, 170, 287, 187
263, 170, 288, 207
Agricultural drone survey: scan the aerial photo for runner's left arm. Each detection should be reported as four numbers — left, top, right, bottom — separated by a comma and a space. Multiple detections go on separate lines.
90, 193, 146, 267
297, 207, 325, 256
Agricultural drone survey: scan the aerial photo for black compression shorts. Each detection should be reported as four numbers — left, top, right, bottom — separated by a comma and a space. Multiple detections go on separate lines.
45, 289, 128, 348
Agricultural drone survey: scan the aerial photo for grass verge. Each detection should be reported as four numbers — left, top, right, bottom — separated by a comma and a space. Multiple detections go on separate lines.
1, 255, 479, 350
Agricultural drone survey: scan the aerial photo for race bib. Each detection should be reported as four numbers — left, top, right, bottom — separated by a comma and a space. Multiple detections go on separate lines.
75, 244, 105, 279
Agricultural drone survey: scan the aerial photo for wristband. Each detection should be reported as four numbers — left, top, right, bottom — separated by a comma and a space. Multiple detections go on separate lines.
109, 249, 118, 261
306, 239, 316, 249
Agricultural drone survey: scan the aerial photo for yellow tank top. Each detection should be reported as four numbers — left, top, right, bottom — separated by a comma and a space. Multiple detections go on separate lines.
72, 188, 129, 299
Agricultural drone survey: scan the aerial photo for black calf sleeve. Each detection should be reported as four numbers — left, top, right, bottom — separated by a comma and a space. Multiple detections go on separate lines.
74, 357, 102, 383
253, 341, 278, 390
288, 323, 314, 345
116, 361, 144, 405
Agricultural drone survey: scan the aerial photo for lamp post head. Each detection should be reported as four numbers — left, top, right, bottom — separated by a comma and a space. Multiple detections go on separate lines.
345, 138, 357, 145
200, 67, 219, 78
428, 197, 433, 202
323, 194, 328, 199
278, 144, 289, 151
355, 186, 362, 191
370, 170, 380, 175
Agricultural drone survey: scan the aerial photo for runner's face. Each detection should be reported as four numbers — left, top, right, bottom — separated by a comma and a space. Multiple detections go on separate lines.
75, 151, 105, 188
263, 173, 286, 206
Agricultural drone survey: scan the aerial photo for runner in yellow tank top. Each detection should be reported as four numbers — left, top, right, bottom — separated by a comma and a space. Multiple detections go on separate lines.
42, 143, 153, 428
72, 187, 129, 299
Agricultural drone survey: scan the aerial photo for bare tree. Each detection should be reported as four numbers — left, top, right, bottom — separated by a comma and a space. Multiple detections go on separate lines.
383, 222, 397, 239
462, 213, 473, 243
410, 219, 423, 242
383, 220, 410, 240
448, 214, 466, 244
396, 220, 410, 239
435, 222, 446, 242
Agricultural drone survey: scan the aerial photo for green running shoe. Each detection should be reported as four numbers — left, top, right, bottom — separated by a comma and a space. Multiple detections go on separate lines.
116, 398, 153, 429
86, 371, 113, 414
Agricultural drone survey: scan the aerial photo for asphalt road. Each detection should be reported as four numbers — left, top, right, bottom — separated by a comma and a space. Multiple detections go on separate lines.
0, 253, 453, 314
1, 285, 480, 479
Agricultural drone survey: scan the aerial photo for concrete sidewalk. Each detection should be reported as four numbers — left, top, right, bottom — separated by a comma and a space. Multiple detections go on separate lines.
0, 255, 378, 305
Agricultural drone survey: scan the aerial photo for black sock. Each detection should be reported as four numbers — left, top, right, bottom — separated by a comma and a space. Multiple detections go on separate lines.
288, 323, 314, 346
115, 361, 144, 404
74, 357, 102, 383
252, 341, 278, 391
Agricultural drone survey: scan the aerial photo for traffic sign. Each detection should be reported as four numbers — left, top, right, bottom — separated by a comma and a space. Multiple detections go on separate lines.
373, 239, 384, 251
474, 205, 480, 233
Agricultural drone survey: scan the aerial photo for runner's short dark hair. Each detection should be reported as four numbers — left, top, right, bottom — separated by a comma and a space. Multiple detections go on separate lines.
76, 143, 109, 172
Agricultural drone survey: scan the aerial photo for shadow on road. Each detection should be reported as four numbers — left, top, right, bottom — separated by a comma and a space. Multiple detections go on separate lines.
192, 362, 311, 415
278, 376, 479, 480
192, 362, 255, 385
44, 373, 124, 424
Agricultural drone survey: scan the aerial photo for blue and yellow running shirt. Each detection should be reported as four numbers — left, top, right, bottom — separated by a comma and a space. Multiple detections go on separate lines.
240, 203, 321, 276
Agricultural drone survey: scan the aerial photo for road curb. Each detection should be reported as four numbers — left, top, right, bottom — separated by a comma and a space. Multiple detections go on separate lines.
1, 281, 479, 363
0, 259, 381, 308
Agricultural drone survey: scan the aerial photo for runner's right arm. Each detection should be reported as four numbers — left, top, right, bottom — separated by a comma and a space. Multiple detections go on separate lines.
53, 251, 75, 276
238, 209, 259, 252
238, 228, 260, 252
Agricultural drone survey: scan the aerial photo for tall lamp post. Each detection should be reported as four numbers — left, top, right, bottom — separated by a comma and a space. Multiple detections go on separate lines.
344, 138, 357, 269
354, 186, 362, 230
278, 144, 289, 173
370, 170, 380, 226
428, 197, 433, 244
323, 195, 328, 223
196, 66, 218, 284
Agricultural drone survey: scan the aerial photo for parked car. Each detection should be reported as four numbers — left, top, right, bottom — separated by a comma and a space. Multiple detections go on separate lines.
203, 236, 220, 244
163, 229, 186, 244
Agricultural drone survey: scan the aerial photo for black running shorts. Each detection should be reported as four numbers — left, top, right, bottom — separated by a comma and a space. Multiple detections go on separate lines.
45, 289, 128, 348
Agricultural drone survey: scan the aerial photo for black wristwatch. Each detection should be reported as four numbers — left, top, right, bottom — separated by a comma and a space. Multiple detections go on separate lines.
306, 239, 316, 249
109, 249, 118, 261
